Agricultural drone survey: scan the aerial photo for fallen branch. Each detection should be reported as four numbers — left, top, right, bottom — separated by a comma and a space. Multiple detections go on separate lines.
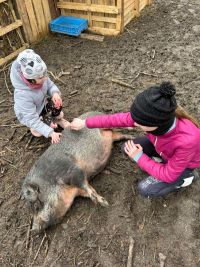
111, 79, 135, 89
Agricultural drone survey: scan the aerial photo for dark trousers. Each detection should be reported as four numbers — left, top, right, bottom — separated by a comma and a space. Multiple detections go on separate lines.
127, 137, 195, 198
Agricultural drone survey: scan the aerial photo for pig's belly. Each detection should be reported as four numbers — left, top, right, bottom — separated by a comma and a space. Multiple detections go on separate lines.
60, 128, 113, 177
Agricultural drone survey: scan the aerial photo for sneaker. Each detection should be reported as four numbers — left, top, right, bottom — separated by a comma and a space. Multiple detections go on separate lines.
180, 170, 199, 188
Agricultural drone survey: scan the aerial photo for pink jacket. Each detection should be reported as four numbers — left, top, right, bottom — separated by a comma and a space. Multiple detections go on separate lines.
86, 112, 200, 183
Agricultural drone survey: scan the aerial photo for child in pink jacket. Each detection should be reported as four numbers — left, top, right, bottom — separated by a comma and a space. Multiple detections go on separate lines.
70, 82, 200, 197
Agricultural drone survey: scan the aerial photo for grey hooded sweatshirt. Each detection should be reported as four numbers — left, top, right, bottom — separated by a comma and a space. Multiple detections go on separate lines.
10, 60, 60, 138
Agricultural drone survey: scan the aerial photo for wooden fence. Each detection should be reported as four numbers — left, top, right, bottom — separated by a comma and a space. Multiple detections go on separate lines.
0, 0, 28, 66
57, 0, 152, 36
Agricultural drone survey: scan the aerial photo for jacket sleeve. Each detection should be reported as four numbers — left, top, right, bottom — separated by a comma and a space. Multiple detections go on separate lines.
137, 143, 196, 183
46, 78, 61, 96
14, 93, 54, 138
86, 112, 135, 128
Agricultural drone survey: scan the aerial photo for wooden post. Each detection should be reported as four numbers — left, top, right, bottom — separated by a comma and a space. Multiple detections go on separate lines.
134, 0, 140, 17
116, 0, 124, 32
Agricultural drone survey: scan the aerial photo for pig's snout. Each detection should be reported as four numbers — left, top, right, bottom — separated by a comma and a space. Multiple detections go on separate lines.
31, 214, 48, 233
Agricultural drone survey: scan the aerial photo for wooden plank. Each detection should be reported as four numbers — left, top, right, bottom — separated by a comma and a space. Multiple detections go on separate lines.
24, 0, 39, 40
57, 2, 119, 14
124, 0, 134, 10
116, 0, 123, 32
0, 44, 29, 66
134, 0, 140, 16
0, 20, 22, 37
124, 2, 134, 17
80, 33, 104, 41
86, 0, 92, 27
8, 0, 26, 44
88, 26, 119, 35
16, 0, 33, 43
42, 0, 52, 32
91, 15, 116, 23
48, 0, 61, 18
124, 8, 135, 26
32, 0, 46, 34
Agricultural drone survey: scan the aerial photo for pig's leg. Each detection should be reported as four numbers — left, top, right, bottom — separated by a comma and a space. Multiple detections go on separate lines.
81, 180, 109, 207
32, 186, 80, 231
111, 131, 134, 141
100, 129, 134, 142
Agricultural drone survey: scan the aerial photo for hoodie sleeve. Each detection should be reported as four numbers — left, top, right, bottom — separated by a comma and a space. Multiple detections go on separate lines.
46, 78, 61, 97
86, 112, 135, 128
14, 92, 54, 138
137, 143, 196, 183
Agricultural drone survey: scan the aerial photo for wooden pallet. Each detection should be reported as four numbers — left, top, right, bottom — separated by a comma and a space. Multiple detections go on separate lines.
15, 0, 52, 43
0, 0, 28, 66
57, 0, 152, 36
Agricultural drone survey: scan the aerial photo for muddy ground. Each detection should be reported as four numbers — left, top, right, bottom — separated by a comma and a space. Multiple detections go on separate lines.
1, 0, 200, 266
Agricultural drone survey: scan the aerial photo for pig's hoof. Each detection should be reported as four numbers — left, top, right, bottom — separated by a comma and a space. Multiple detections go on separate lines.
98, 197, 109, 207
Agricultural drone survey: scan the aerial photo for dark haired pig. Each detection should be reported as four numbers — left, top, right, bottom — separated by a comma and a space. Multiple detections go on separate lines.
22, 112, 132, 231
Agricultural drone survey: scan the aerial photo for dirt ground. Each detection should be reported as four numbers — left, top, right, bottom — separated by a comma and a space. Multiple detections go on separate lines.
1, 0, 200, 266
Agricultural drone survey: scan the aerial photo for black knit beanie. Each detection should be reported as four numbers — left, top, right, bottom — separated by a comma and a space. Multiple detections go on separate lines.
130, 82, 177, 131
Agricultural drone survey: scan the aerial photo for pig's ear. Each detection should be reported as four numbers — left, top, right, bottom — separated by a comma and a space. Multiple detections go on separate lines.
22, 183, 40, 203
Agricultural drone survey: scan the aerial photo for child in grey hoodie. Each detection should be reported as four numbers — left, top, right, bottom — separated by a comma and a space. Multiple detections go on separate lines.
10, 49, 70, 144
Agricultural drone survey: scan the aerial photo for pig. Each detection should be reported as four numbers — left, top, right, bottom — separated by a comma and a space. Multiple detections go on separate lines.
22, 112, 132, 232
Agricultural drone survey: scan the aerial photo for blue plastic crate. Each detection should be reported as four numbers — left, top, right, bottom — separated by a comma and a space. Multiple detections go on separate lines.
50, 16, 88, 37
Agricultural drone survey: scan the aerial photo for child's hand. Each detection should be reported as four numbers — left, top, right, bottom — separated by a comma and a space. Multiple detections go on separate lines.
49, 132, 62, 144
50, 121, 58, 129
124, 140, 143, 159
70, 118, 86, 130
52, 93, 62, 108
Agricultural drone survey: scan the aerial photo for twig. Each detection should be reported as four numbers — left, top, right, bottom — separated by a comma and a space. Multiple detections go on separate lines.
48, 70, 67, 85
127, 237, 134, 267
1, 228, 10, 243
2, 157, 13, 164
25, 136, 34, 149
140, 72, 158, 77
0, 124, 25, 128
25, 220, 32, 249
57, 70, 70, 78
111, 78, 135, 89
125, 27, 135, 34
105, 226, 120, 249
133, 72, 141, 81
19, 131, 29, 142
50, 252, 63, 266
69, 90, 78, 96
9, 129, 16, 141
159, 253, 166, 267
28, 143, 49, 150
4, 71, 12, 95
32, 233, 47, 263
148, 49, 156, 64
